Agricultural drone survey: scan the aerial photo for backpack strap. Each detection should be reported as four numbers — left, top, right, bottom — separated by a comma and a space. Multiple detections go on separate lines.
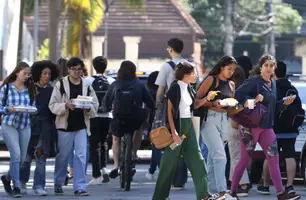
167, 61, 176, 70
87, 86, 90, 96
59, 79, 65, 96
2, 83, 9, 106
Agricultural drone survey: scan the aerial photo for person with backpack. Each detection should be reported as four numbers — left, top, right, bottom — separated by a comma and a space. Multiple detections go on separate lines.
49, 57, 99, 196
155, 38, 189, 189
256, 61, 304, 196
103, 60, 154, 179
0, 62, 36, 198
19, 60, 59, 196
85, 56, 115, 184
196, 56, 237, 198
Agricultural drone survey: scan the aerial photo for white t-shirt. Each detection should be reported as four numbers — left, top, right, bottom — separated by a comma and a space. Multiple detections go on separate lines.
177, 80, 192, 118
155, 58, 188, 92
86, 75, 115, 118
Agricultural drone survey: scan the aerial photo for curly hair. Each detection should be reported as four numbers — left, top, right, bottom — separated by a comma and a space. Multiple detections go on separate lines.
31, 60, 59, 83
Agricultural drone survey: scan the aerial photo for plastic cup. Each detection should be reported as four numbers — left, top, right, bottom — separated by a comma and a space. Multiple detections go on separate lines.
247, 99, 255, 109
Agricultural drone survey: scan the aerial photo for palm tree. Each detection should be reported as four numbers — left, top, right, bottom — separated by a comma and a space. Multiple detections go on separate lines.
62, 0, 144, 59
25, 0, 144, 61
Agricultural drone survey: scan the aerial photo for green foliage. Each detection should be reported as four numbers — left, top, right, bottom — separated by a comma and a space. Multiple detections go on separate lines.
180, 0, 304, 62
37, 38, 49, 60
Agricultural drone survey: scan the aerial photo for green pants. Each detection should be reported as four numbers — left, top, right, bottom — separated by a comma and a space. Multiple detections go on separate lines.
152, 118, 209, 200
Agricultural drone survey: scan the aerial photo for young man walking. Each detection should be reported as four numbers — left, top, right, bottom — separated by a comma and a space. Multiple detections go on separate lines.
86, 56, 115, 184
49, 57, 99, 196
154, 38, 189, 189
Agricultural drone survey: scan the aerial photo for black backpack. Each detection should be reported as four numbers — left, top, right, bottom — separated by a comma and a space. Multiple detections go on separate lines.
275, 86, 305, 133
113, 84, 140, 119
91, 75, 110, 113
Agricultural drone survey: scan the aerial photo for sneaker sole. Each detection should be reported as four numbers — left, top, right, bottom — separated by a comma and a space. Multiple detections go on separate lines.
75, 193, 89, 196
13, 194, 22, 198
256, 189, 270, 195
237, 193, 248, 197
288, 196, 301, 200
55, 193, 64, 196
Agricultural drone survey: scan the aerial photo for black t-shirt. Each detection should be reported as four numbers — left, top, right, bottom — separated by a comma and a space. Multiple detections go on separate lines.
65, 78, 86, 132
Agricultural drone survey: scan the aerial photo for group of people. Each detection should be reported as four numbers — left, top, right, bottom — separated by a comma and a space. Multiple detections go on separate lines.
0, 55, 155, 198
150, 38, 302, 200
0, 36, 303, 200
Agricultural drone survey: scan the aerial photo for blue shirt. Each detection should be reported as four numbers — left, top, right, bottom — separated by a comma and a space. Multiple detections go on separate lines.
0, 83, 35, 129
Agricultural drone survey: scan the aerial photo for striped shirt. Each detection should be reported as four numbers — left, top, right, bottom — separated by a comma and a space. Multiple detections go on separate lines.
0, 83, 35, 129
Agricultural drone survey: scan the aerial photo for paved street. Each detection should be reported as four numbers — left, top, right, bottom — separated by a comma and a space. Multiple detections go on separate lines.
0, 159, 305, 200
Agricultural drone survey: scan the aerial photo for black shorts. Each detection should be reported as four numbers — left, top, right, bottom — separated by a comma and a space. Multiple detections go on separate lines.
111, 109, 148, 138
277, 138, 296, 159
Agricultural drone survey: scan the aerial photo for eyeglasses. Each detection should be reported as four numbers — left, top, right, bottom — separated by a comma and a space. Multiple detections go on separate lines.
70, 67, 83, 72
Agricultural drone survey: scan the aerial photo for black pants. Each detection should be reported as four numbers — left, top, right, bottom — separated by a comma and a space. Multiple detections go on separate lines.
90, 117, 110, 178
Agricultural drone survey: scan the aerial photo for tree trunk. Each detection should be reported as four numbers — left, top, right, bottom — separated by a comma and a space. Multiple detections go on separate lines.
17, 0, 25, 63
223, 0, 234, 56
48, 0, 60, 62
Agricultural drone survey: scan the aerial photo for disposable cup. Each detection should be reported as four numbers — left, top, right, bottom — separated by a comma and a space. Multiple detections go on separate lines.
247, 99, 255, 109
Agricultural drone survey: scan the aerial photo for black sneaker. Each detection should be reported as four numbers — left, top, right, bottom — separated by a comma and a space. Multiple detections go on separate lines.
237, 187, 249, 197
74, 190, 89, 196
1, 175, 12, 196
285, 185, 295, 194
12, 187, 21, 198
54, 184, 64, 195
102, 173, 110, 183
257, 185, 270, 195
109, 168, 119, 179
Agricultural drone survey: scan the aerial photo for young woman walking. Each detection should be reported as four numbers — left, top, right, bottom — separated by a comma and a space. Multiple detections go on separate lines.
0, 62, 36, 198
227, 54, 301, 200
19, 60, 59, 196
196, 56, 237, 197
152, 62, 215, 200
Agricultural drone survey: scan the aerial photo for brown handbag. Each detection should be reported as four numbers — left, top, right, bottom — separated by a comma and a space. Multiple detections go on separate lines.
149, 97, 173, 149
150, 126, 173, 149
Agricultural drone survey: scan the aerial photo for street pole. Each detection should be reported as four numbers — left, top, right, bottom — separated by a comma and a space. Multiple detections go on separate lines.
104, 11, 109, 58
33, 0, 38, 61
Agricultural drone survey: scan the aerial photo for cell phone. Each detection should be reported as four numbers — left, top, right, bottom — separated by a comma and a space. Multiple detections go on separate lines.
283, 95, 296, 101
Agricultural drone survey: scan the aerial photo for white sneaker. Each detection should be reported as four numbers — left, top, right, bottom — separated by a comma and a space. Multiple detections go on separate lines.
20, 182, 27, 195
101, 167, 108, 175
88, 177, 103, 185
145, 173, 154, 181
34, 188, 47, 196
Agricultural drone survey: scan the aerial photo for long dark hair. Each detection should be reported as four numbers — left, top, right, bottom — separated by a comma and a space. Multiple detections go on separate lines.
208, 56, 237, 76
232, 66, 245, 87
1, 62, 36, 104
250, 54, 276, 77
117, 60, 136, 81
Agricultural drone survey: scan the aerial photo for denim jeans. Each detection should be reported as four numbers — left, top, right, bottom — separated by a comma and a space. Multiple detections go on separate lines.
67, 140, 90, 174
200, 110, 229, 193
20, 136, 47, 189
148, 145, 162, 174
2, 124, 31, 188
54, 129, 87, 191
199, 134, 208, 161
